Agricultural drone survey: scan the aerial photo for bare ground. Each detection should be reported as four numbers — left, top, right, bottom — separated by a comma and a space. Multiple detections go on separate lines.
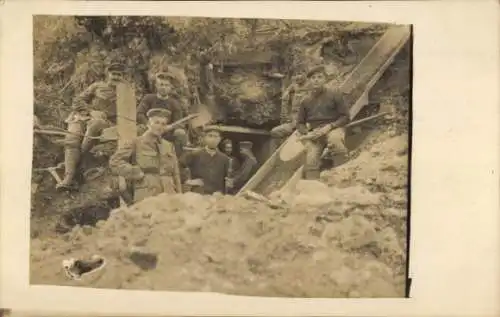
30, 126, 409, 298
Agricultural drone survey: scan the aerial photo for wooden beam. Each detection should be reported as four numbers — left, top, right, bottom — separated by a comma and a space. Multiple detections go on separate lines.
116, 82, 136, 206
116, 83, 137, 145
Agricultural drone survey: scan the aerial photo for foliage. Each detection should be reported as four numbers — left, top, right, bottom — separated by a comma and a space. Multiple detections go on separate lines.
33, 16, 389, 128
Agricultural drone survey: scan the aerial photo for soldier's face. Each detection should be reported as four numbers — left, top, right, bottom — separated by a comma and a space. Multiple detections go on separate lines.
309, 71, 327, 89
223, 143, 232, 154
148, 117, 169, 137
157, 79, 173, 96
204, 131, 222, 149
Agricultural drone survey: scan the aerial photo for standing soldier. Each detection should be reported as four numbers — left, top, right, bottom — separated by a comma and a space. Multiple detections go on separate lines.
296, 65, 350, 180
180, 126, 233, 195
136, 71, 188, 156
220, 138, 240, 172
232, 141, 258, 192
109, 108, 182, 203
56, 62, 126, 191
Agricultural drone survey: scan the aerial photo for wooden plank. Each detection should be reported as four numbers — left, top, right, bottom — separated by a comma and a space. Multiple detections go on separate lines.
239, 25, 411, 197
236, 131, 293, 195
347, 26, 411, 119
116, 83, 137, 145
116, 83, 136, 206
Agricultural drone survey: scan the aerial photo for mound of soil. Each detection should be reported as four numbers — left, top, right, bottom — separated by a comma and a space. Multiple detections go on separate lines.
30, 127, 409, 298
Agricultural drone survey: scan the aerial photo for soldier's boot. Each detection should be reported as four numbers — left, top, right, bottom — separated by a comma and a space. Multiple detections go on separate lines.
56, 147, 81, 191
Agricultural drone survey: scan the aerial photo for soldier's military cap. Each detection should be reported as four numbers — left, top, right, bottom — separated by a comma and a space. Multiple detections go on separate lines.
155, 72, 176, 82
239, 141, 253, 148
203, 125, 222, 134
146, 108, 172, 119
107, 62, 126, 72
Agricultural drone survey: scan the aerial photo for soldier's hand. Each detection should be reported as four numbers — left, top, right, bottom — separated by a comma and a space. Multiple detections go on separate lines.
317, 124, 333, 136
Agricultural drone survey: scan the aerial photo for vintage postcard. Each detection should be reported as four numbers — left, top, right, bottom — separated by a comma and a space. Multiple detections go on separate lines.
1, 1, 499, 317
29, 14, 412, 298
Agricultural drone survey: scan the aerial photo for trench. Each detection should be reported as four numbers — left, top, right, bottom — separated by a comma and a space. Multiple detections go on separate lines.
38, 32, 408, 235
55, 101, 383, 234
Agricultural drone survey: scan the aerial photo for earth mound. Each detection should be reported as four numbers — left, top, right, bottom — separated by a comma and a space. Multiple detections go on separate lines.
30, 129, 409, 298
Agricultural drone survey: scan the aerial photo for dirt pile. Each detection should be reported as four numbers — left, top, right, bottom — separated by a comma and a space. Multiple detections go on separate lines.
30, 128, 409, 298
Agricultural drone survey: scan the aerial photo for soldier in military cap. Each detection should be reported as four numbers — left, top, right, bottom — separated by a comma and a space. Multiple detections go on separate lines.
57, 62, 126, 190
136, 71, 189, 156
231, 140, 258, 193
296, 65, 350, 180
109, 108, 182, 203
179, 126, 234, 195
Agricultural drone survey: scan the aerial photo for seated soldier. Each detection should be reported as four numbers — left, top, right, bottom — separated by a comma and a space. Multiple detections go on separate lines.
179, 126, 234, 195
56, 62, 126, 191
109, 108, 182, 203
296, 65, 350, 180
136, 71, 188, 156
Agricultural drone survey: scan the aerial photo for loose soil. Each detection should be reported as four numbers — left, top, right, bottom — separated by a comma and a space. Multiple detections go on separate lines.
30, 127, 409, 298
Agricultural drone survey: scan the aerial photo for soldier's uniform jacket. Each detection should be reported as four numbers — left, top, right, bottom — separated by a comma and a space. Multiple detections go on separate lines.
179, 148, 231, 195
109, 133, 182, 203
297, 87, 349, 130
232, 151, 258, 189
73, 81, 118, 121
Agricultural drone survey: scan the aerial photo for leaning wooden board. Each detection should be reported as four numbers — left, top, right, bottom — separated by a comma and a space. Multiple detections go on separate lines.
237, 25, 411, 197
116, 83, 137, 205
116, 83, 137, 146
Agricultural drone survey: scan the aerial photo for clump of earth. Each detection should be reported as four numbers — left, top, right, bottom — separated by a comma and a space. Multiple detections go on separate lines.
30, 128, 409, 298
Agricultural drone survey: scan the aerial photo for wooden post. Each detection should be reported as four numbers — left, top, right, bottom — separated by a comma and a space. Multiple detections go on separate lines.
116, 82, 136, 206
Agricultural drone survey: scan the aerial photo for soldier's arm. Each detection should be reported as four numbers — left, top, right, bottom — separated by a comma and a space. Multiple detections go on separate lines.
329, 89, 350, 129
136, 95, 151, 125
109, 140, 144, 180
178, 150, 196, 180
72, 82, 98, 109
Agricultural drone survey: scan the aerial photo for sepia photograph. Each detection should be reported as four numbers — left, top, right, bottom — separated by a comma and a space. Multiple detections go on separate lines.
29, 15, 412, 298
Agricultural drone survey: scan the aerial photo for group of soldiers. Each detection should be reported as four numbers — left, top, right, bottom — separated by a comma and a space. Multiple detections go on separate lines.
42, 56, 350, 204
52, 61, 259, 204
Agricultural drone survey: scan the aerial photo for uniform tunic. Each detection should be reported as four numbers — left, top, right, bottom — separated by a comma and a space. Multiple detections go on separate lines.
296, 87, 350, 179
180, 148, 231, 195
233, 152, 258, 190
297, 87, 349, 130
73, 81, 118, 122
109, 132, 182, 203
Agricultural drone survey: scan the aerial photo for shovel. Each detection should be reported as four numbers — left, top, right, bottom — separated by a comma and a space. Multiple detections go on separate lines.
279, 110, 393, 162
